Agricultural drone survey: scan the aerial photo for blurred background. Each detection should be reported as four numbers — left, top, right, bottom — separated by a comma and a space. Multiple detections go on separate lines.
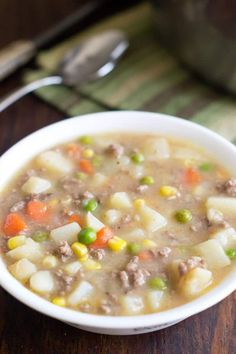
0, 0, 140, 51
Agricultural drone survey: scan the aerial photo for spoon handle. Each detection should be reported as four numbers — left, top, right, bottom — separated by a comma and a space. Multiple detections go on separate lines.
0, 75, 63, 113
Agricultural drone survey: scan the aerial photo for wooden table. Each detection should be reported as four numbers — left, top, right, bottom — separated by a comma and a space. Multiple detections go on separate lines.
0, 1, 235, 353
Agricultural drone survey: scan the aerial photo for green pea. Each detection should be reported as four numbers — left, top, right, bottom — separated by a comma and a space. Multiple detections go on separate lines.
32, 231, 49, 243
199, 163, 213, 172
131, 152, 144, 164
79, 135, 93, 145
78, 227, 97, 245
175, 209, 192, 223
127, 242, 142, 255
148, 277, 167, 290
226, 248, 236, 260
75, 172, 87, 180
140, 176, 154, 185
83, 198, 98, 212
92, 155, 103, 167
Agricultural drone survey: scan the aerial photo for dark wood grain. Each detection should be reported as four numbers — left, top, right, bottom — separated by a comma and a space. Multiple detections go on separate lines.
0, 1, 235, 353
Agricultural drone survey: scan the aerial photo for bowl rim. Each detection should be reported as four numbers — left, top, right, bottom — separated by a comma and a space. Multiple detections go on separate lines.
1, 110, 236, 330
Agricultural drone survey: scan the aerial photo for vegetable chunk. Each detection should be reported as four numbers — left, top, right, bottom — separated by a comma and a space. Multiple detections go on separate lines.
85, 212, 104, 231
9, 258, 37, 283
210, 227, 236, 249
139, 205, 167, 232
121, 295, 144, 315
50, 222, 81, 244
206, 197, 236, 216
7, 238, 43, 262
37, 150, 73, 174
22, 176, 51, 194
30, 270, 55, 293
179, 267, 212, 298
67, 281, 94, 306
194, 239, 230, 269
110, 192, 132, 209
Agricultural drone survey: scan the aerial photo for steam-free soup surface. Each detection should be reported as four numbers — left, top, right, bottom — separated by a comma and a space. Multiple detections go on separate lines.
1, 133, 236, 316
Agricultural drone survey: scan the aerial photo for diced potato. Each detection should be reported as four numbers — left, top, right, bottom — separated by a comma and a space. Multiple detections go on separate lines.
37, 150, 73, 174
42, 255, 58, 269
110, 192, 132, 209
30, 270, 55, 294
194, 239, 230, 269
63, 261, 82, 276
143, 137, 170, 160
206, 197, 236, 217
139, 205, 167, 232
22, 176, 51, 194
130, 165, 144, 179
125, 228, 145, 240
90, 173, 108, 187
146, 290, 164, 311
86, 212, 104, 231
193, 182, 210, 198
103, 209, 122, 225
179, 267, 212, 298
7, 238, 43, 262
173, 147, 202, 161
207, 208, 223, 223
50, 222, 81, 244
67, 280, 94, 306
9, 258, 37, 283
118, 156, 130, 167
210, 227, 236, 249
121, 295, 144, 315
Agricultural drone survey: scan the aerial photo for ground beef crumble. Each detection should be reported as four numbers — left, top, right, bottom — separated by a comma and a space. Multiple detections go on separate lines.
178, 256, 206, 276
216, 178, 236, 197
118, 256, 150, 291
57, 241, 73, 262
106, 143, 124, 158
90, 248, 105, 261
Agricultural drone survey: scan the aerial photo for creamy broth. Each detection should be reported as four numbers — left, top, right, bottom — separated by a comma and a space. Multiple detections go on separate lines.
0, 134, 235, 316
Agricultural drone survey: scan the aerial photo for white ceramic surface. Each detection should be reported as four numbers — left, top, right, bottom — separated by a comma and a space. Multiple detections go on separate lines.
0, 111, 236, 335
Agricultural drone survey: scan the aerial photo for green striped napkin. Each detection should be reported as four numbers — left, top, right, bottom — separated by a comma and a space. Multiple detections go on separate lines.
23, 2, 236, 143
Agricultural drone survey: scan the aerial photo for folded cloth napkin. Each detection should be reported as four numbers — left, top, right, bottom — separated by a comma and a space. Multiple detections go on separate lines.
23, 2, 236, 143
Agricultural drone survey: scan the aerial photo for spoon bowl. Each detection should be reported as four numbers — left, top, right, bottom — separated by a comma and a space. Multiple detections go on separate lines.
0, 30, 129, 112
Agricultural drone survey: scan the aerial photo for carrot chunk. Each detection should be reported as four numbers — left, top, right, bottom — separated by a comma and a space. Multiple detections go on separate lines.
184, 167, 202, 185
68, 214, 83, 226
90, 226, 114, 249
79, 159, 93, 174
3, 213, 27, 236
138, 250, 153, 261
26, 200, 48, 222
67, 143, 81, 159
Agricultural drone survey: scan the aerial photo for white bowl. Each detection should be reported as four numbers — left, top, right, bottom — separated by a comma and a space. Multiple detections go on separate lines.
0, 111, 236, 335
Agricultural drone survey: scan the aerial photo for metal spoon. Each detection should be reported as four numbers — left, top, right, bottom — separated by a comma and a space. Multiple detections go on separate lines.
0, 30, 129, 112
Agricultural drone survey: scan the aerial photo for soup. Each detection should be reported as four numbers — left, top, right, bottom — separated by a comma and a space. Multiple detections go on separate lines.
0, 133, 236, 316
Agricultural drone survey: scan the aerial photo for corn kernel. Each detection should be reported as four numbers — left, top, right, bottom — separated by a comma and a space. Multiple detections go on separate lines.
108, 236, 127, 252
184, 159, 195, 167
42, 255, 58, 269
48, 199, 58, 207
52, 297, 66, 307
7, 235, 26, 250
142, 239, 157, 249
134, 199, 145, 209
79, 254, 89, 263
159, 185, 178, 197
82, 148, 94, 159
83, 259, 101, 270
71, 242, 88, 258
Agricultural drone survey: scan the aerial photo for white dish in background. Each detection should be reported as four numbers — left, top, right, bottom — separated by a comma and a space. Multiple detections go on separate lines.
0, 111, 236, 335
